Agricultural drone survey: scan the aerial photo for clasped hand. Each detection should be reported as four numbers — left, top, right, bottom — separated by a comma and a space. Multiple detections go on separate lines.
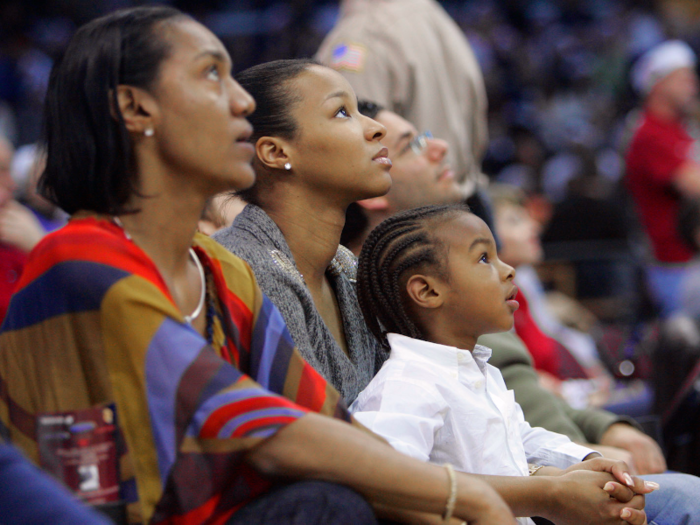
551, 457, 658, 525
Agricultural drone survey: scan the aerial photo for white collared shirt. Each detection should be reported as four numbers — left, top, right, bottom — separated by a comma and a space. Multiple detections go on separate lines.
351, 333, 595, 525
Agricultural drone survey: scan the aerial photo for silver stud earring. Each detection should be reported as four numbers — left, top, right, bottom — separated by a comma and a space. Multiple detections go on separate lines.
284, 162, 291, 171
144, 128, 154, 137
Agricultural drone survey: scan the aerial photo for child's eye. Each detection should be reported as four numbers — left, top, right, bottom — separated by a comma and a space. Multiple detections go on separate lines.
479, 253, 489, 263
335, 106, 350, 118
206, 64, 221, 81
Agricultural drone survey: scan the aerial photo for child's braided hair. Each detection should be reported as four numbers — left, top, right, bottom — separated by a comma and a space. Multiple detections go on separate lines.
357, 203, 470, 348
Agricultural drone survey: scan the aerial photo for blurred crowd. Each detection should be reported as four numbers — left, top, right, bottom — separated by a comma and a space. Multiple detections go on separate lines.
2, 0, 700, 224
0, 0, 697, 177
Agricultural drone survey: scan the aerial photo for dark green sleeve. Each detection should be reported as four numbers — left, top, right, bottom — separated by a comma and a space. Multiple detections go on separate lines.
478, 332, 634, 443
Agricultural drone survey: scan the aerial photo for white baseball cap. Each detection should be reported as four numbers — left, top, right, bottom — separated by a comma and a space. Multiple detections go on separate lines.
631, 40, 697, 94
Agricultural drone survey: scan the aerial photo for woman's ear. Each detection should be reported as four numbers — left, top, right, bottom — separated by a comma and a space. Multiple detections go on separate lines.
114, 85, 158, 135
256, 137, 291, 171
405, 274, 444, 310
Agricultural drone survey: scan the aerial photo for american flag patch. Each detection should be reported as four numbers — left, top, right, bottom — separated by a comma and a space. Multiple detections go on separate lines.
330, 43, 366, 72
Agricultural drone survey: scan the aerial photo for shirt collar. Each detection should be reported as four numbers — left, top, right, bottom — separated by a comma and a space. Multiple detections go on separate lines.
387, 333, 492, 371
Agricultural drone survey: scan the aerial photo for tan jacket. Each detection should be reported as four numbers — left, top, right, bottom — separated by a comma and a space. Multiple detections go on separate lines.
316, 0, 488, 196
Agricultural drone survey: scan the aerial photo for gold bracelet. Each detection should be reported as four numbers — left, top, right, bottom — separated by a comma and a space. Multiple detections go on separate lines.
528, 463, 545, 476
443, 463, 457, 523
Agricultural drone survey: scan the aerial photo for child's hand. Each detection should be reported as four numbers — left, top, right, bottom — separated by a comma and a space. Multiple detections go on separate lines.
563, 457, 660, 495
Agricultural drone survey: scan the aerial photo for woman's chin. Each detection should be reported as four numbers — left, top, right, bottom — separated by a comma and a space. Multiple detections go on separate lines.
229, 166, 256, 192
375, 172, 393, 196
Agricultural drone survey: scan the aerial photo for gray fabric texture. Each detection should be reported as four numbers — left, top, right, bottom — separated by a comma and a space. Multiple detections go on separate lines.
213, 204, 386, 403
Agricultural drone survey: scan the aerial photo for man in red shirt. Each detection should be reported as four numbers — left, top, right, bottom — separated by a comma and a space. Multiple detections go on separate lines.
626, 40, 700, 316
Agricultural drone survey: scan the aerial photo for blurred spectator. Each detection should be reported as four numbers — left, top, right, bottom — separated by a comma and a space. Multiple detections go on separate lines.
0, 135, 25, 325
678, 197, 700, 318
198, 193, 246, 236
15, 144, 66, 229
543, 148, 628, 244
0, 143, 62, 254
489, 183, 647, 411
625, 40, 700, 317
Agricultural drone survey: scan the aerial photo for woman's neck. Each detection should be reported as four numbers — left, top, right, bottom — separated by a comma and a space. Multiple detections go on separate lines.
264, 189, 346, 288
118, 162, 207, 277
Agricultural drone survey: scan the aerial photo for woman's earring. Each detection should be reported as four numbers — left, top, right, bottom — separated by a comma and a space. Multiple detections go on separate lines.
144, 128, 154, 137
284, 162, 291, 171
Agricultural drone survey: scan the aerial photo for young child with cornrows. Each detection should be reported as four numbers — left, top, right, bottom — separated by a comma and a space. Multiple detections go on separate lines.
353, 203, 661, 525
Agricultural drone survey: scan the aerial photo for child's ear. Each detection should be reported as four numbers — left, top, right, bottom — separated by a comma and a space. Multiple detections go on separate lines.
406, 274, 444, 309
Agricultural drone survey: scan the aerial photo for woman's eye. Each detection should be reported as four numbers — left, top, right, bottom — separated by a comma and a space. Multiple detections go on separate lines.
206, 65, 221, 81
335, 106, 350, 118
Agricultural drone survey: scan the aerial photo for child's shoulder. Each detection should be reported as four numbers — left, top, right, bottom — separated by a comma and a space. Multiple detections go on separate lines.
354, 352, 447, 404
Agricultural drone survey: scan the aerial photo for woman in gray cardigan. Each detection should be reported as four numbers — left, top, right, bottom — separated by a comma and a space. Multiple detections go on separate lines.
214, 59, 392, 403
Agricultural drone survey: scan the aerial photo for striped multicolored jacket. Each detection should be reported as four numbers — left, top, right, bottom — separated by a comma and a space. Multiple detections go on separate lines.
0, 216, 349, 524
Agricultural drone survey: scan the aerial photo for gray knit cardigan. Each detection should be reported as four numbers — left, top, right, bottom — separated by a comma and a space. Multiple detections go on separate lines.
212, 204, 386, 403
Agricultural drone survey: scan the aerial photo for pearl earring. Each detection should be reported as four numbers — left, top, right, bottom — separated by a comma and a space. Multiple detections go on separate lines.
144, 128, 154, 137
284, 162, 291, 171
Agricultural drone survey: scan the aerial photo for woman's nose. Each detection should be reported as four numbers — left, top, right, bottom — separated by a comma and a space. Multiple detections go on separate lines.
230, 79, 256, 117
365, 116, 387, 141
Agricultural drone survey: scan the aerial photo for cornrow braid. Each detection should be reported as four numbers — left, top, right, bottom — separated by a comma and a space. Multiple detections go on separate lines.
357, 203, 470, 348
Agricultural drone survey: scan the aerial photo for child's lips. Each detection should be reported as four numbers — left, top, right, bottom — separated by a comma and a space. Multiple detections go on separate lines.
506, 287, 519, 311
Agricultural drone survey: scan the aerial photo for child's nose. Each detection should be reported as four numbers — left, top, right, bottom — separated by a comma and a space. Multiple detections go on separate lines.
500, 259, 516, 281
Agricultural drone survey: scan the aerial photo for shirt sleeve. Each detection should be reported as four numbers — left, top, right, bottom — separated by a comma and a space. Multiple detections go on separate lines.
351, 378, 444, 463
317, 31, 411, 114
516, 402, 596, 469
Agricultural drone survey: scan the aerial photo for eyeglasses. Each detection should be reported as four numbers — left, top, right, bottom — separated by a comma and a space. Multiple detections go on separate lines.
400, 130, 433, 156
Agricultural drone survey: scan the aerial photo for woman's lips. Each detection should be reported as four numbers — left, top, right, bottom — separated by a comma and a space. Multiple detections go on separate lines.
373, 147, 392, 167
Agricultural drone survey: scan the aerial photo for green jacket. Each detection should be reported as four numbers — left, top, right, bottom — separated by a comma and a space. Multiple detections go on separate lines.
478, 331, 637, 444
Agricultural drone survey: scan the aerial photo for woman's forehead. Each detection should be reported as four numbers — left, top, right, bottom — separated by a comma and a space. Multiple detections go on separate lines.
160, 18, 228, 63
292, 65, 356, 107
